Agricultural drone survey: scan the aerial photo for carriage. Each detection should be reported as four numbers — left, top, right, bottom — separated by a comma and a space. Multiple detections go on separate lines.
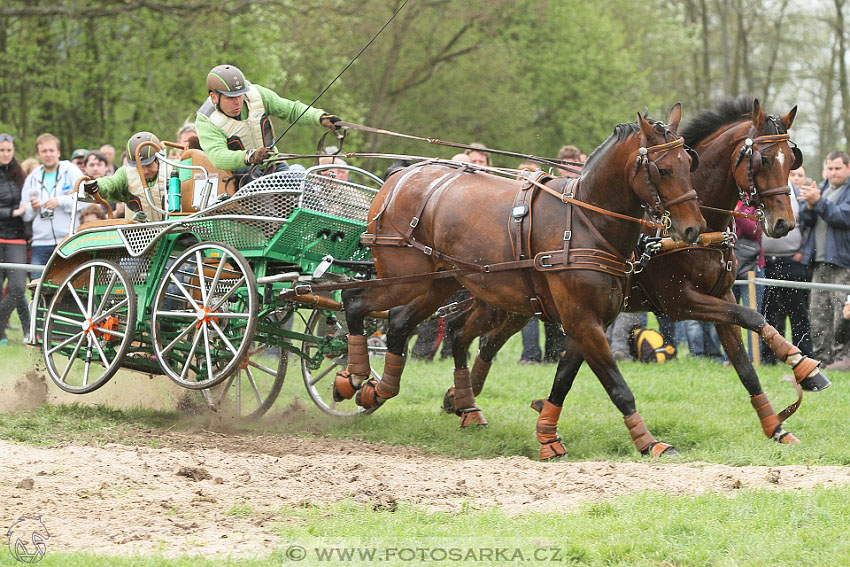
26, 146, 387, 419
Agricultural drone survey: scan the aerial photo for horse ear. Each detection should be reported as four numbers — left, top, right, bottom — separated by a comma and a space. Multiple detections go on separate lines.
667, 102, 683, 132
781, 105, 798, 130
637, 112, 655, 141
752, 98, 766, 133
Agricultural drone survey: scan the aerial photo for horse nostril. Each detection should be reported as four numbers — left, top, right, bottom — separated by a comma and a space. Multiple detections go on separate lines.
773, 219, 789, 237
683, 226, 699, 244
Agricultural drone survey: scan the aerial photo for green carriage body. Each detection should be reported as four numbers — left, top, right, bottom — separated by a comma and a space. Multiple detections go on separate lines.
29, 165, 385, 413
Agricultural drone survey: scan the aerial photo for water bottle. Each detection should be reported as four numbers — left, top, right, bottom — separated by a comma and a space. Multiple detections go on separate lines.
167, 170, 181, 213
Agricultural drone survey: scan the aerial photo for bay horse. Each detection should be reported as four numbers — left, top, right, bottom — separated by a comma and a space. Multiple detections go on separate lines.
334, 105, 706, 458
441, 97, 830, 455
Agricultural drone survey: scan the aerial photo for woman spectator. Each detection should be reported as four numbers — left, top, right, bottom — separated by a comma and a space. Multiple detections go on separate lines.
0, 133, 30, 345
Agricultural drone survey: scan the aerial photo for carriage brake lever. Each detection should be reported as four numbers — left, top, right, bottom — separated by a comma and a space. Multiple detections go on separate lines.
313, 255, 335, 278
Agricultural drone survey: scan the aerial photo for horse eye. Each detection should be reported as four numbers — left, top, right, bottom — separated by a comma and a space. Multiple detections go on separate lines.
762, 157, 771, 168
658, 169, 672, 177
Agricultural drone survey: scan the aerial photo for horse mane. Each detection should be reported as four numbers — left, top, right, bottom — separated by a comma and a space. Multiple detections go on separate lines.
680, 95, 786, 147
583, 122, 640, 168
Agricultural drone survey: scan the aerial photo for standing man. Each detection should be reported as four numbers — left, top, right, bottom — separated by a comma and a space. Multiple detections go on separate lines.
195, 64, 341, 181
19, 133, 84, 276
99, 144, 116, 174
759, 166, 814, 364
799, 151, 850, 367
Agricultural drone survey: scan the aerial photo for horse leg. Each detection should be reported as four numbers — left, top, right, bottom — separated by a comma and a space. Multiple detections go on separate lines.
714, 321, 800, 444
445, 306, 530, 426
355, 281, 460, 410
442, 300, 500, 424
532, 335, 585, 460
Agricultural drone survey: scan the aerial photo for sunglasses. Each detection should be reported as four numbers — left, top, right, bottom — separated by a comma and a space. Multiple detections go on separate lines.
0, 134, 14, 143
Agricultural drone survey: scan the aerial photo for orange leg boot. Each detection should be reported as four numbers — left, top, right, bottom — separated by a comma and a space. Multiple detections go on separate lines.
536, 400, 567, 460
333, 335, 370, 401
357, 352, 405, 409
761, 324, 830, 392
452, 368, 487, 427
624, 412, 678, 457
750, 393, 800, 444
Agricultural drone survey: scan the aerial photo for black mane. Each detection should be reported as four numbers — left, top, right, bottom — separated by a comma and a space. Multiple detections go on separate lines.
584, 122, 640, 168
680, 95, 785, 147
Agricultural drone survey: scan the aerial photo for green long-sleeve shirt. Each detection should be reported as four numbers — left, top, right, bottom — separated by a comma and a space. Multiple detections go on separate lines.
195, 83, 326, 172
94, 165, 156, 202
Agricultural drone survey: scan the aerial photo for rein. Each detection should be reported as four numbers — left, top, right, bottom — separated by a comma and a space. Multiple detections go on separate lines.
336, 121, 584, 175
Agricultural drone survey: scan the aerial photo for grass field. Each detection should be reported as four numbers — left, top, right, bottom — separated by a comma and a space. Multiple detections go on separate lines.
2, 314, 850, 565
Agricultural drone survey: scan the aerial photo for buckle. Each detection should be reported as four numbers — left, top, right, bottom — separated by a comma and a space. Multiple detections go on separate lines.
293, 284, 313, 296
409, 217, 419, 228
423, 246, 433, 256
539, 255, 553, 268
563, 230, 571, 241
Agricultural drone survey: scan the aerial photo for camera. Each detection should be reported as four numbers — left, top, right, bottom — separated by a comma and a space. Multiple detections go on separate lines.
39, 208, 54, 219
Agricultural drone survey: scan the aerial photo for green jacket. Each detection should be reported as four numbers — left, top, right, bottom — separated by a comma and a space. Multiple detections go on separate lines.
196, 83, 326, 172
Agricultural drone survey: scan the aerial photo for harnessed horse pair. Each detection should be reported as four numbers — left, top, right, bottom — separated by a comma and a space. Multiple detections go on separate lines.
437, 97, 829, 458
334, 104, 710, 457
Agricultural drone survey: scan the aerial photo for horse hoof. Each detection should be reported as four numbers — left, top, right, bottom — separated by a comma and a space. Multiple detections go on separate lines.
772, 427, 801, 444
442, 387, 461, 416
799, 370, 831, 392
529, 399, 545, 414
459, 408, 488, 427
643, 441, 679, 457
333, 371, 358, 402
355, 379, 386, 410
539, 438, 567, 460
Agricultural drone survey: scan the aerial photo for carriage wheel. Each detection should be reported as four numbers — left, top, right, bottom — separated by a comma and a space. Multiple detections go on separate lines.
151, 242, 258, 389
43, 259, 137, 394
200, 311, 287, 420
300, 309, 385, 417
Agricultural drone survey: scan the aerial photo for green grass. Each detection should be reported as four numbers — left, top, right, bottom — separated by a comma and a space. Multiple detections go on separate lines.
3, 490, 849, 566
2, 317, 848, 464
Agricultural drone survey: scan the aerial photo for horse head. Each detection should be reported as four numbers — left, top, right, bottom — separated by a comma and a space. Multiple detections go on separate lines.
731, 98, 798, 238
628, 103, 706, 244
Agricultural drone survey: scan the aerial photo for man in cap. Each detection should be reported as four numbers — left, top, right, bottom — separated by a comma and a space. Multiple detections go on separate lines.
70, 148, 87, 172
82, 132, 166, 221
195, 64, 341, 180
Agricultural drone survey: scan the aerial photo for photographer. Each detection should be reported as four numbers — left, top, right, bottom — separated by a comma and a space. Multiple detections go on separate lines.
19, 133, 84, 276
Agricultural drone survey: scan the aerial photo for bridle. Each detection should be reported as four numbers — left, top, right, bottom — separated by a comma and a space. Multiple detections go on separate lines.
732, 117, 802, 213
630, 128, 699, 233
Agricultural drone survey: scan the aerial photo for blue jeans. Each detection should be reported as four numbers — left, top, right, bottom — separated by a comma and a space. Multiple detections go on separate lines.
30, 245, 56, 278
520, 319, 542, 362
0, 242, 30, 339
683, 320, 723, 359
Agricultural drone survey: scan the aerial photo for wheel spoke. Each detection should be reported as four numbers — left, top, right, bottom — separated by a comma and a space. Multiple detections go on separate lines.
179, 326, 203, 382
48, 330, 85, 355
202, 324, 215, 384
309, 359, 342, 387
49, 311, 85, 326
168, 273, 203, 312
208, 312, 251, 319
90, 331, 111, 367
247, 360, 276, 375
244, 367, 263, 405
161, 321, 198, 355
87, 266, 96, 316
91, 298, 129, 324
209, 275, 246, 311
209, 319, 240, 357
155, 310, 198, 318
214, 373, 238, 405
194, 250, 208, 305
207, 251, 230, 306
83, 334, 94, 386
93, 271, 119, 319
68, 285, 89, 318
58, 333, 87, 383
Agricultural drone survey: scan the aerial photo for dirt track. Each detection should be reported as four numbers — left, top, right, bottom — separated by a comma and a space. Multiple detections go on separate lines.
3, 430, 850, 557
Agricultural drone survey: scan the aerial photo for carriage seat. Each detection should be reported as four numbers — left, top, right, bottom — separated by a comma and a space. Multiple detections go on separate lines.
76, 218, 138, 231
175, 149, 238, 214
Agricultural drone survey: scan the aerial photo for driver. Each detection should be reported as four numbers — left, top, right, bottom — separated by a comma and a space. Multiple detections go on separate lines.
195, 64, 342, 182
82, 132, 166, 221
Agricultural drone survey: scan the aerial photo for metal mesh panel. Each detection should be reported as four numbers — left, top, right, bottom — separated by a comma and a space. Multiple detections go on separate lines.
300, 173, 377, 223
96, 251, 154, 285
118, 224, 169, 257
